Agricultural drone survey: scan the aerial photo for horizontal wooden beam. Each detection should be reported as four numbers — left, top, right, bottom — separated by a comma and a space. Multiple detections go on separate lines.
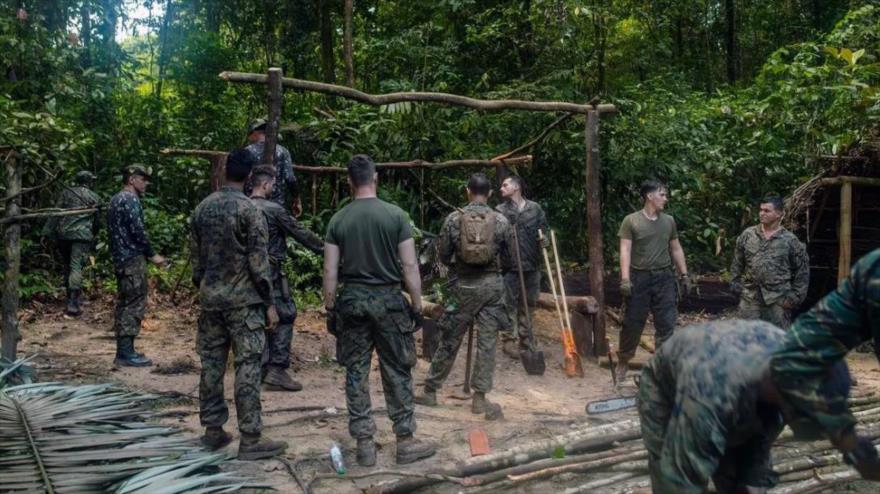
161, 148, 533, 173
219, 71, 617, 115
818, 176, 880, 188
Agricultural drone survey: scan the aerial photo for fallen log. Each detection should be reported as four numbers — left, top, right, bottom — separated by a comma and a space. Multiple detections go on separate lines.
769, 470, 858, 494
506, 450, 648, 484
563, 472, 641, 494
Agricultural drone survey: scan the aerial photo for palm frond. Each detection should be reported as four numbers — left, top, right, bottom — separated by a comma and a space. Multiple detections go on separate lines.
0, 358, 271, 493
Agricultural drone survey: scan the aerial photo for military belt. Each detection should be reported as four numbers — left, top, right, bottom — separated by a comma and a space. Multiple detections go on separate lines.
631, 266, 673, 274
342, 282, 401, 289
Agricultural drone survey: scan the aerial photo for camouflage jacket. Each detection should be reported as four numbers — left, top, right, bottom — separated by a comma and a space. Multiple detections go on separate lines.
43, 185, 101, 241
495, 199, 549, 272
644, 320, 787, 492
731, 225, 809, 305
771, 249, 880, 442
190, 186, 273, 311
252, 196, 323, 272
439, 202, 513, 276
108, 190, 155, 265
243, 141, 298, 208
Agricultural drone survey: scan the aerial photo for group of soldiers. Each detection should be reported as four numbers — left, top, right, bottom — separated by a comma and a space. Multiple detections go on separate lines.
41, 119, 880, 488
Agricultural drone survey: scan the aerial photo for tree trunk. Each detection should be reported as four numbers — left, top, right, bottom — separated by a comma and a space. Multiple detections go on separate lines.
264, 68, 283, 167
319, 0, 336, 84
264, 0, 277, 67
584, 108, 606, 356
343, 0, 354, 87
98, 0, 119, 74
2, 152, 22, 361
154, 0, 173, 133
80, 1, 92, 67
724, 0, 738, 84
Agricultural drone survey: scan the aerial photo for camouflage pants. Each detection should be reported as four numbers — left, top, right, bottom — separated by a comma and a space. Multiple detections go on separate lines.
263, 271, 297, 369
738, 290, 790, 329
638, 362, 781, 493
620, 269, 678, 360
197, 304, 267, 435
336, 284, 417, 439
425, 274, 508, 394
113, 256, 147, 338
503, 270, 539, 350
59, 240, 91, 290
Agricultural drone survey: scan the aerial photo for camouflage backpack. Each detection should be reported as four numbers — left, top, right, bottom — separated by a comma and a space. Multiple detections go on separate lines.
457, 210, 497, 266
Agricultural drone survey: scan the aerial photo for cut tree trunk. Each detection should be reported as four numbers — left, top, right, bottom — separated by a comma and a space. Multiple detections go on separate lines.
2, 151, 21, 361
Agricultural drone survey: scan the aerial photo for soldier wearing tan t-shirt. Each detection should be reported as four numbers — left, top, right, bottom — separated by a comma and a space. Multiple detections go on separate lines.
617, 180, 691, 385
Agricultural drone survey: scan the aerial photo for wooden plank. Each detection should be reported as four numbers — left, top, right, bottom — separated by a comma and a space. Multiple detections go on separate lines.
585, 107, 606, 356
2, 151, 21, 361
264, 67, 283, 166
838, 180, 853, 283
819, 176, 880, 188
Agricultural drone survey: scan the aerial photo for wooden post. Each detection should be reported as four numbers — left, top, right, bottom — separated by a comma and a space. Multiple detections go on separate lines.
209, 154, 226, 192
585, 107, 606, 357
838, 179, 853, 283
264, 67, 283, 166
311, 174, 318, 215
2, 151, 22, 361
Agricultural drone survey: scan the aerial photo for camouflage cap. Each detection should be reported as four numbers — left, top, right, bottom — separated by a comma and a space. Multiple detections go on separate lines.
123, 164, 151, 180
74, 170, 96, 184
247, 118, 268, 135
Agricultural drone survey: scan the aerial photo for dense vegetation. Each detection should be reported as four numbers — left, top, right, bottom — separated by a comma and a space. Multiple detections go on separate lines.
2, 0, 879, 300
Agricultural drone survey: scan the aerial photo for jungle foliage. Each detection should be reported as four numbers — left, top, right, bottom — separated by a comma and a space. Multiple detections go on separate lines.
2, 0, 879, 300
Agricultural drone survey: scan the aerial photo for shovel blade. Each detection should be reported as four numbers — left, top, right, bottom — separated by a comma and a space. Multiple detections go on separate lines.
564, 352, 585, 378
520, 349, 546, 376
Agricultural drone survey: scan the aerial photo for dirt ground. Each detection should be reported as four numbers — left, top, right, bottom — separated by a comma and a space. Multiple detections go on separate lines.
17, 290, 880, 493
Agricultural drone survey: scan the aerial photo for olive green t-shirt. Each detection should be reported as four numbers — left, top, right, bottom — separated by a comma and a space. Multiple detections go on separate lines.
618, 211, 678, 271
325, 197, 413, 285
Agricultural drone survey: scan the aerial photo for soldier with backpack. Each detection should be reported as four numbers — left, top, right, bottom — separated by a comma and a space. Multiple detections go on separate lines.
415, 173, 513, 420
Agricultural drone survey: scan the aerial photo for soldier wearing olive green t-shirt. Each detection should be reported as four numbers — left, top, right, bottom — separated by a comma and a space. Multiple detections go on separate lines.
322, 154, 436, 468
617, 180, 691, 385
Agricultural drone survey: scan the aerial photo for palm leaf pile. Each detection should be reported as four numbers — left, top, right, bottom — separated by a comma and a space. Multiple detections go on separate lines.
0, 357, 269, 493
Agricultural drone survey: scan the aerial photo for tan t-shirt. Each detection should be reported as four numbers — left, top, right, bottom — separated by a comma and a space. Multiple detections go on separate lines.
618, 211, 678, 271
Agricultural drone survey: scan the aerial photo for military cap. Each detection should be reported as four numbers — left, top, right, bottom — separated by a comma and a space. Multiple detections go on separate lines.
74, 170, 96, 184
247, 118, 268, 135
123, 164, 151, 180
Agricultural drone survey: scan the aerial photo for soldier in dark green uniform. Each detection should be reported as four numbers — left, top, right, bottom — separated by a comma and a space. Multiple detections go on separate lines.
243, 118, 302, 216
107, 165, 166, 367
770, 249, 880, 481
415, 173, 513, 420
639, 320, 852, 493
617, 179, 691, 384
190, 149, 287, 460
250, 165, 324, 392
42, 171, 101, 316
731, 196, 809, 328
323, 154, 435, 467
496, 175, 548, 358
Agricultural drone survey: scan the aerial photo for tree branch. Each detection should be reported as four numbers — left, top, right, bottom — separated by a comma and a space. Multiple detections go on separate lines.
219, 71, 617, 115
0, 206, 99, 225
492, 113, 575, 161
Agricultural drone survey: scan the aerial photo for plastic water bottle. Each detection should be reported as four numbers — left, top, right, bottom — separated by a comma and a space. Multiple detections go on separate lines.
330, 443, 346, 475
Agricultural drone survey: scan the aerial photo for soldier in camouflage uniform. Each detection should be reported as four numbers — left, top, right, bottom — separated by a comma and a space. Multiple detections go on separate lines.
770, 248, 880, 481
249, 165, 324, 392
190, 148, 287, 460
496, 175, 548, 358
107, 165, 166, 367
731, 196, 809, 328
639, 319, 853, 493
323, 154, 435, 467
415, 173, 513, 420
42, 171, 101, 316
243, 119, 302, 216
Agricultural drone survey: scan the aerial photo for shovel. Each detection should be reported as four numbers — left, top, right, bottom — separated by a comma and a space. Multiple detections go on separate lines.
511, 227, 546, 376
540, 229, 584, 378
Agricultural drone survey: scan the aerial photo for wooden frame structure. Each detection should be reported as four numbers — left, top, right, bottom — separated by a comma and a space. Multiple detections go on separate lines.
219, 68, 617, 358
816, 176, 880, 282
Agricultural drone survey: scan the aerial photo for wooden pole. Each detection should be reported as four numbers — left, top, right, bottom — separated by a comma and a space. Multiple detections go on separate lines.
209, 154, 226, 192
838, 180, 853, 283
264, 67, 283, 166
2, 151, 22, 361
585, 107, 606, 357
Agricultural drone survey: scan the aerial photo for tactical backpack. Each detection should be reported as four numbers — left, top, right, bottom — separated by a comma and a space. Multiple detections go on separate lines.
457, 210, 497, 266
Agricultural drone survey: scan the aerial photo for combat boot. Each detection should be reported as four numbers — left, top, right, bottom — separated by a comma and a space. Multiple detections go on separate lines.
615, 353, 629, 387
395, 435, 436, 464
472, 392, 503, 420
201, 426, 232, 451
356, 437, 377, 467
114, 337, 153, 367
502, 339, 520, 359
65, 289, 82, 316
414, 387, 437, 406
238, 433, 288, 461
263, 366, 303, 392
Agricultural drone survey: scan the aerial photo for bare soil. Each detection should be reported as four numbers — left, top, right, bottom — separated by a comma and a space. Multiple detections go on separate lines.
16, 290, 880, 493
